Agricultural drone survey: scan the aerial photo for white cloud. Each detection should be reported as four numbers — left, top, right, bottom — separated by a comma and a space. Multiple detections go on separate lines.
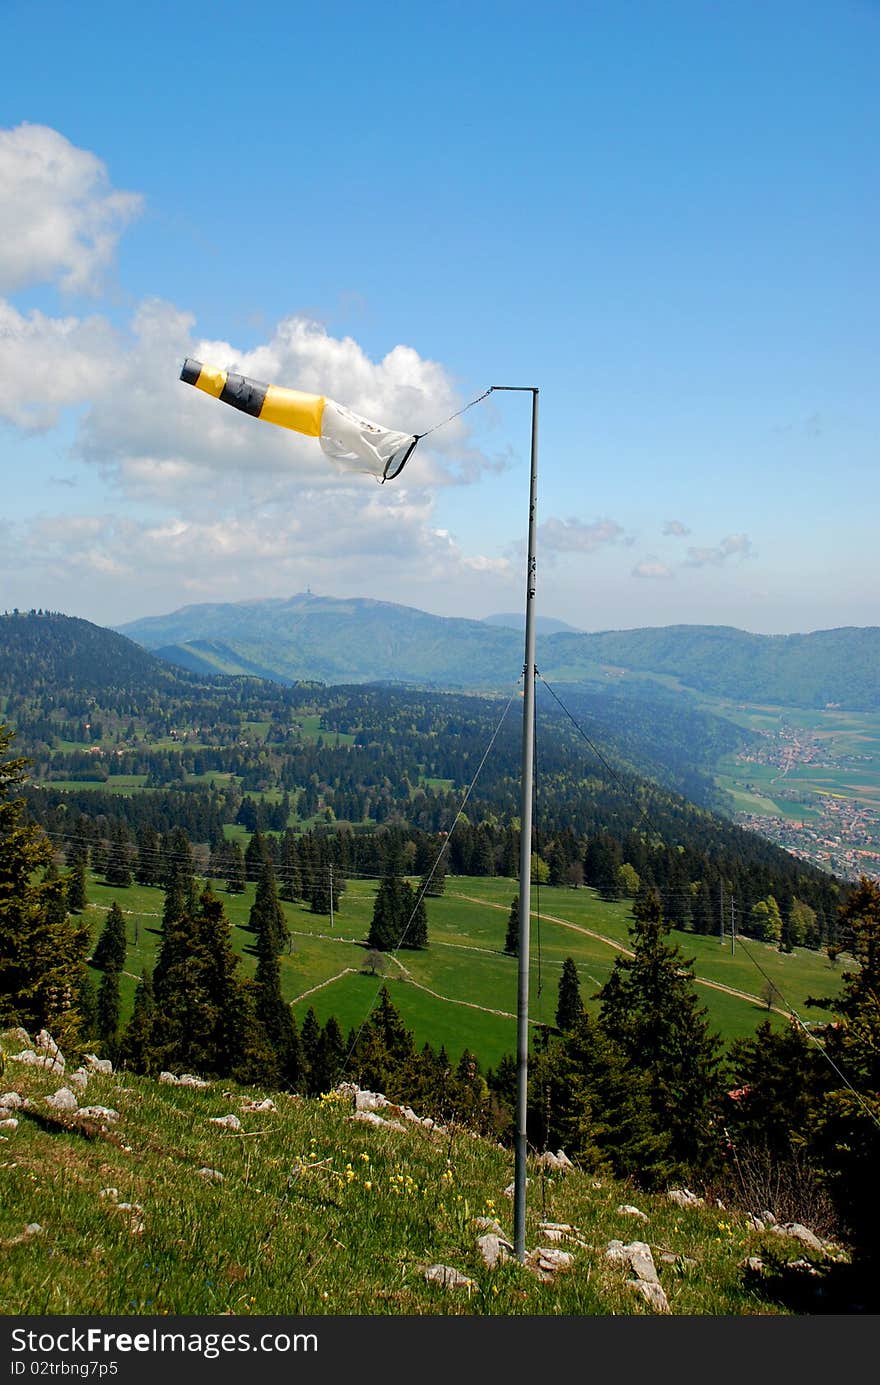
663, 519, 691, 537
685, 533, 754, 566
632, 558, 673, 580
0, 123, 142, 294
0, 299, 121, 429
539, 516, 626, 553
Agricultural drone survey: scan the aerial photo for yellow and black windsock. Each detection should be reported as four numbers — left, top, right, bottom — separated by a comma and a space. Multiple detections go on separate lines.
180, 358, 419, 481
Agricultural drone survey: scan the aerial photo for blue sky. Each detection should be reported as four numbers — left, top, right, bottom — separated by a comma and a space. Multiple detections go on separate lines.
1, 0, 877, 633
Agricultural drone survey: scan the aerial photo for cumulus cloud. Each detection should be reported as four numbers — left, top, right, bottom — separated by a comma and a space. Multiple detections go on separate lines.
632, 558, 673, 580
0, 123, 142, 294
539, 517, 626, 553
663, 519, 691, 537
685, 533, 754, 566
0, 299, 121, 429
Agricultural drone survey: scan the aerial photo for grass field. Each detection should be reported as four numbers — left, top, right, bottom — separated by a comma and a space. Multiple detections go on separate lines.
82, 872, 849, 1071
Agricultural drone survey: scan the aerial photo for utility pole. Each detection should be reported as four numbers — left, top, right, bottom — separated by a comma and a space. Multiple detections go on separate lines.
329, 863, 334, 929
720, 883, 724, 945
731, 899, 736, 957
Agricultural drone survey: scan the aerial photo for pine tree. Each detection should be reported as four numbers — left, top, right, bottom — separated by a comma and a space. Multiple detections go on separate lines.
598, 886, 723, 1180
135, 825, 162, 887
399, 879, 428, 949
367, 870, 409, 952
556, 957, 584, 1031
119, 970, 158, 1073
300, 1007, 322, 1094
248, 858, 289, 954
504, 896, 519, 956
92, 901, 127, 972
96, 966, 121, 1044
278, 830, 303, 901
0, 724, 91, 1046
66, 855, 88, 913
245, 828, 269, 883
225, 841, 246, 894
105, 825, 132, 888
253, 920, 300, 1088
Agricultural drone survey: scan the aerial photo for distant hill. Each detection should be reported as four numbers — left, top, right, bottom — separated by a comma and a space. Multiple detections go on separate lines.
483, 612, 583, 635
0, 611, 197, 698
117, 595, 880, 709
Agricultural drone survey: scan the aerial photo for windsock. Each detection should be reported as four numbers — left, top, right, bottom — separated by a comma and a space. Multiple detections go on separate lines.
180, 358, 419, 481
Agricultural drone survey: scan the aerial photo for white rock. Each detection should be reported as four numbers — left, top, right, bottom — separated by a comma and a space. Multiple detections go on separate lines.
68, 1070, 88, 1090
99, 1188, 119, 1200
45, 1087, 79, 1112
24, 1223, 43, 1238
527, 1246, 575, 1280
158, 1072, 179, 1085
197, 1167, 224, 1182
77, 1106, 119, 1121
178, 1074, 210, 1089
9, 1050, 63, 1070
667, 1187, 704, 1208
423, 1264, 473, 1288
346, 1111, 406, 1132
617, 1204, 649, 1221
0, 1027, 31, 1049
538, 1221, 578, 1243
606, 1240, 659, 1284
0, 1118, 18, 1130
535, 1149, 574, 1172
35, 1031, 65, 1070
477, 1233, 513, 1268
82, 1054, 113, 1075
354, 1089, 389, 1112
629, 1279, 670, 1313
761, 1209, 778, 1227
0, 1092, 23, 1109
241, 1097, 275, 1112
770, 1222, 825, 1255
748, 1215, 766, 1232
209, 1114, 242, 1131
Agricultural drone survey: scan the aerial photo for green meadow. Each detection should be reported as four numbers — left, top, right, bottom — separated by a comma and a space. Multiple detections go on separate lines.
84, 873, 849, 1071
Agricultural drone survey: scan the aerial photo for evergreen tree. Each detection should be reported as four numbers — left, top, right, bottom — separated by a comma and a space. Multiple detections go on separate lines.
504, 896, 519, 957
555, 957, 584, 1031
399, 879, 428, 949
0, 724, 91, 1046
245, 828, 269, 883
278, 830, 303, 901
248, 858, 289, 954
66, 854, 88, 913
96, 965, 121, 1045
92, 901, 127, 972
420, 857, 446, 898
119, 970, 158, 1073
300, 1007, 322, 1094
105, 825, 132, 888
599, 886, 723, 1180
225, 840, 246, 894
367, 869, 409, 952
253, 925, 301, 1088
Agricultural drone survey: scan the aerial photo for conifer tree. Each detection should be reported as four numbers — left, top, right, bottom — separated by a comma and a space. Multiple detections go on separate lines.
105, 825, 132, 888
0, 725, 91, 1045
96, 965, 121, 1045
253, 922, 300, 1088
248, 858, 289, 954
556, 957, 584, 1031
367, 870, 409, 952
225, 840, 246, 894
504, 896, 519, 956
245, 828, 269, 883
278, 830, 303, 901
65, 853, 88, 913
599, 886, 723, 1179
119, 970, 158, 1073
92, 901, 127, 972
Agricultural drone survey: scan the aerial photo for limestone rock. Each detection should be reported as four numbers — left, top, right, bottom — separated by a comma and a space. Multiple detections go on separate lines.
82, 1054, 113, 1075
424, 1264, 474, 1289
527, 1246, 575, 1280
45, 1087, 79, 1112
354, 1089, 389, 1112
208, 1114, 242, 1131
629, 1279, 670, 1313
769, 1222, 825, 1255
606, 1240, 660, 1284
760, 1210, 778, 1227
76, 1106, 119, 1121
68, 1070, 88, 1091
10, 1050, 65, 1071
35, 1031, 65, 1071
158, 1072, 179, 1085
0, 1092, 22, 1110
538, 1222, 579, 1244
0, 1118, 18, 1130
535, 1149, 574, 1173
99, 1188, 119, 1201
477, 1233, 513, 1268
0, 1027, 31, 1051
617, 1204, 648, 1221
667, 1187, 704, 1208
197, 1167, 224, 1182
178, 1074, 210, 1089
346, 1110, 406, 1132
747, 1215, 765, 1232
473, 1216, 505, 1236
241, 1097, 275, 1112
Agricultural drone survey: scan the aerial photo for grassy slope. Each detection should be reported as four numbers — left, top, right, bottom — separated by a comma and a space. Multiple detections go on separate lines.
0, 1060, 804, 1317
85, 874, 848, 1070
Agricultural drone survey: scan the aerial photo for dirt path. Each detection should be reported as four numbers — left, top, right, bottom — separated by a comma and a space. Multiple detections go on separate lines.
449, 892, 786, 1016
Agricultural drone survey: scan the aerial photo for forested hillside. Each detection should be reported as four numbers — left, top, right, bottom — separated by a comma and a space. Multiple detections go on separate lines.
115, 593, 880, 708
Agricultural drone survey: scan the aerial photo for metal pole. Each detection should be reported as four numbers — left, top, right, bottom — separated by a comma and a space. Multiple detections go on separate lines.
329, 863, 334, 929
731, 899, 736, 957
491, 385, 539, 1262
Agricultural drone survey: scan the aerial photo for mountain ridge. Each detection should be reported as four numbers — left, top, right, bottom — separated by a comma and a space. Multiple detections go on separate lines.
116, 594, 880, 709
